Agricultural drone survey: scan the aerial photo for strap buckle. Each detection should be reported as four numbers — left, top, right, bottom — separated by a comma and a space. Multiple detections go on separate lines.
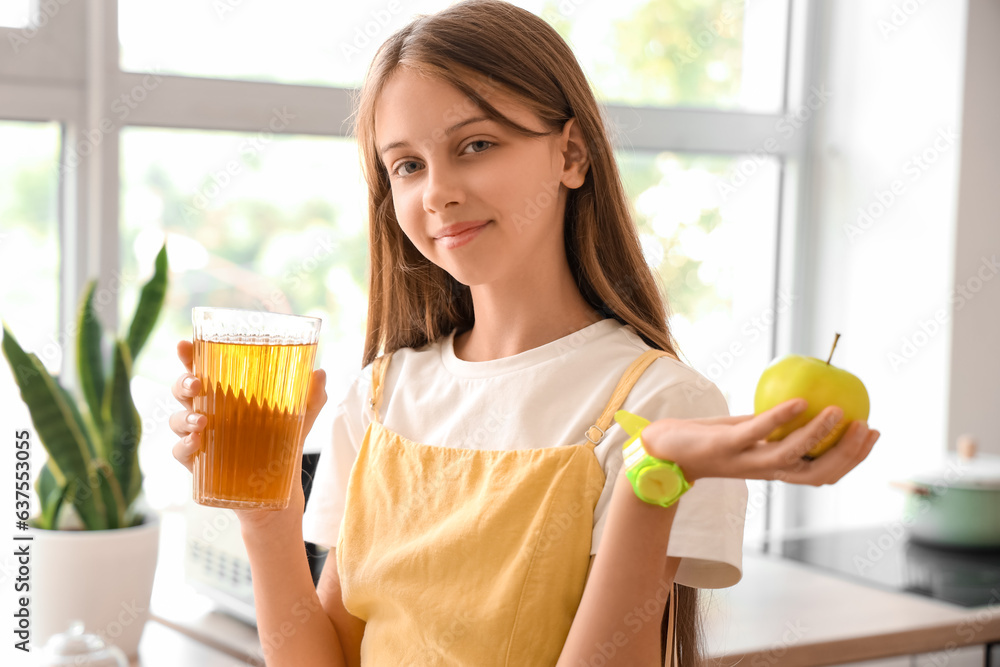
585, 424, 605, 445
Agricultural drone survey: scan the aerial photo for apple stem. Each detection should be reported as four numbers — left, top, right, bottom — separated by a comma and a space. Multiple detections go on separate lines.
826, 332, 841, 365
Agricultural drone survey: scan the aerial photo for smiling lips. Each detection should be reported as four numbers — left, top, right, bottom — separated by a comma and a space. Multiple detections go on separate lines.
434, 221, 490, 249
435, 220, 490, 239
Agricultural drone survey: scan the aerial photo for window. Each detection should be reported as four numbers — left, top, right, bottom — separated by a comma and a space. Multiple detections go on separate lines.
0, 121, 62, 438
120, 127, 368, 508
0, 0, 32, 29
119, 0, 788, 111
620, 149, 781, 544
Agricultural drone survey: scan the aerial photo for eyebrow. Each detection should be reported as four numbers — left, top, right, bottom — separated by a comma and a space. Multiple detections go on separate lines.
379, 115, 492, 156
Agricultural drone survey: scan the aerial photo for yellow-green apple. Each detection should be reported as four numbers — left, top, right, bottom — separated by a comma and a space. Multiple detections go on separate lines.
753, 333, 870, 459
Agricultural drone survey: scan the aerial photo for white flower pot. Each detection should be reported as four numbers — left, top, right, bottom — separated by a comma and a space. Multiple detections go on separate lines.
29, 514, 161, 659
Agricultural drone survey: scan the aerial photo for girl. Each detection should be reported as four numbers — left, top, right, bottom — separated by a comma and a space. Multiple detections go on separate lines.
169, 1, 879, 665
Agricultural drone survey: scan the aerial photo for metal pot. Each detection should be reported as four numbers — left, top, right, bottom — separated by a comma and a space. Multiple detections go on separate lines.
889, 435, 1000, 549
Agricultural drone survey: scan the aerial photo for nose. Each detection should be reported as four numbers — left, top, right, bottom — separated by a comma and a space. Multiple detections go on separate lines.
422, 162, 465, 213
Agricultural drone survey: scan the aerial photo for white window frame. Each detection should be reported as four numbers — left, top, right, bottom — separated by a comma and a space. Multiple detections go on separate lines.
0, 0, 825, 546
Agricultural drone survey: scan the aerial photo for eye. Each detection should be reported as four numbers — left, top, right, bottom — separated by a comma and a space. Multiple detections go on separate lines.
392, 159, 422, 178
389, 140, 495, 179
463, 139, 494, 154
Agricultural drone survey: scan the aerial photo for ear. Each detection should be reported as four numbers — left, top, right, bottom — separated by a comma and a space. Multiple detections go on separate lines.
559, 117, 590, 190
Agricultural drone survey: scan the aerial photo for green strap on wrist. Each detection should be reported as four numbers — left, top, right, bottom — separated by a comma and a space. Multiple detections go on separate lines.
615, 409, 692, 508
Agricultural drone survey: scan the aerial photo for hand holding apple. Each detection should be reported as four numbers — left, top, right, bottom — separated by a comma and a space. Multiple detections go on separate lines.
753, 333, 870, 460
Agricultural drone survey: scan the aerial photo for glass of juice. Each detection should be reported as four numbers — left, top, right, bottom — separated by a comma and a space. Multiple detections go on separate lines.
191, 307, 321, 510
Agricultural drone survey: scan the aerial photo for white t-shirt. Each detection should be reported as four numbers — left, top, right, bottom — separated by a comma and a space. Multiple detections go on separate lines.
302, 318, 748, 589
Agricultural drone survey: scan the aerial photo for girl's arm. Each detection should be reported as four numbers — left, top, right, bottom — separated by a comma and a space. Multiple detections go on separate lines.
561, 401, 879, 665
316, 549, 366, 667
241, 518, 349, 666
558, 465, 679, 666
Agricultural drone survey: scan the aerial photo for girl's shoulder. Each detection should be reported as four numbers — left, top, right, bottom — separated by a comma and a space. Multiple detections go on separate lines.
613, 324, 730, 418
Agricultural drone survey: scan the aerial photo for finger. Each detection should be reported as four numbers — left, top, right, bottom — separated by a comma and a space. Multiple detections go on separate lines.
748, 405, 842, 474
171, 373, 201, 410
177, 340, 194, 373
301, 369, 328, 437
171, 433, 202, 473
687, 414, 755, 427
168, 410, 205, 439
797, 422, 864, 484
785, 406, 844, 463
779, 420, 875, 485
737, 399, 809, 445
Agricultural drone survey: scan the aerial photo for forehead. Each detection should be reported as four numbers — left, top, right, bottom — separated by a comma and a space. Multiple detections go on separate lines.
374, 68, 539, 148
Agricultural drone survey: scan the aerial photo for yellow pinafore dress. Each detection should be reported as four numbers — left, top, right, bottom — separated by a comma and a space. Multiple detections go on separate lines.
336, 346, 680, 666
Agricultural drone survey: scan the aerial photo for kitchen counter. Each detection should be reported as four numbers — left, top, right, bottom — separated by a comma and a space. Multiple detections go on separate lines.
702, 550, 1000, 665
134, 511, 1000, 666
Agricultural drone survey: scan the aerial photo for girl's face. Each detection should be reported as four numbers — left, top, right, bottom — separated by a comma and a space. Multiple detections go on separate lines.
374, 67, 589, 287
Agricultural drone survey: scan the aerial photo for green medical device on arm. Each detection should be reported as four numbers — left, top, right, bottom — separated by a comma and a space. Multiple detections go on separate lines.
614, 409, 693, 508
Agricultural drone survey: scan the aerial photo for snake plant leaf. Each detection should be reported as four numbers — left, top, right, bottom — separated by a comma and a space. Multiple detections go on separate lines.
93, 459, 125, 529
2, 323, 106, 530
125, 242, 167, 362
77, 280, 106, 435
35, 462, 68, 530
104, 340, 142, 511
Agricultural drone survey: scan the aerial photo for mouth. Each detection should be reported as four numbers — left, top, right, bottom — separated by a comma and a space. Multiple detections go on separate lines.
435, 221, 491, 249
434, 220, 491, 239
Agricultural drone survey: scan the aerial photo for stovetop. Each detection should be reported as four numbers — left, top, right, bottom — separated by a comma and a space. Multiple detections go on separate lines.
752, 524, 1000, 608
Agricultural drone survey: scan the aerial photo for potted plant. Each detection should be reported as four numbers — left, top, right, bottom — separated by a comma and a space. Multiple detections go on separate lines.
3, 242, 168, 659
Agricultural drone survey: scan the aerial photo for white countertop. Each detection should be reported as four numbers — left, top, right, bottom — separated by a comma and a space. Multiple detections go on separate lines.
702, 549, 1000, 665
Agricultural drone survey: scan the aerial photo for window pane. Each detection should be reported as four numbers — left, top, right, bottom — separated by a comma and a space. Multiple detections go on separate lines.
0, 0, 32, 28
618, 149, 781, 543
119, 127, 368, 511
120, 0, 787, 112
0, 121, 61, 475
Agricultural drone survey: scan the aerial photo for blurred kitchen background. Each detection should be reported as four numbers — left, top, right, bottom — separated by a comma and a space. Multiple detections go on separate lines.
1, 0, 998, 665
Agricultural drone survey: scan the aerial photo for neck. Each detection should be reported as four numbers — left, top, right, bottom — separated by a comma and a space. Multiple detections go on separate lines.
453, 255, 603, 362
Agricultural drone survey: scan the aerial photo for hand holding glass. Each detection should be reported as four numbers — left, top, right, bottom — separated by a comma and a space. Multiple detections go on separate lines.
190, 307, 321, 510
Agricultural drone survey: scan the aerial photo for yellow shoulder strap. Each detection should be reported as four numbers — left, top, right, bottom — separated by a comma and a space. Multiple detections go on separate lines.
582, 348, 678, 447
369, 350, 395, 424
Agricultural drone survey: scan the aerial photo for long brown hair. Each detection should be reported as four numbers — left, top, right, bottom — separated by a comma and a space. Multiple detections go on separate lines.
349, 1, 699, 663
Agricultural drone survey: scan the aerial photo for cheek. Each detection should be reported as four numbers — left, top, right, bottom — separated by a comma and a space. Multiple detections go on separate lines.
390, 195, 428, 247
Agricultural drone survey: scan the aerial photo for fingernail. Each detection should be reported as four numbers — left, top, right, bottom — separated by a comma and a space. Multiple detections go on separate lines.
791, 399, 807, 414
827, 408, 843, 428
182, 377, 196, 390
186, 413, 201, 426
